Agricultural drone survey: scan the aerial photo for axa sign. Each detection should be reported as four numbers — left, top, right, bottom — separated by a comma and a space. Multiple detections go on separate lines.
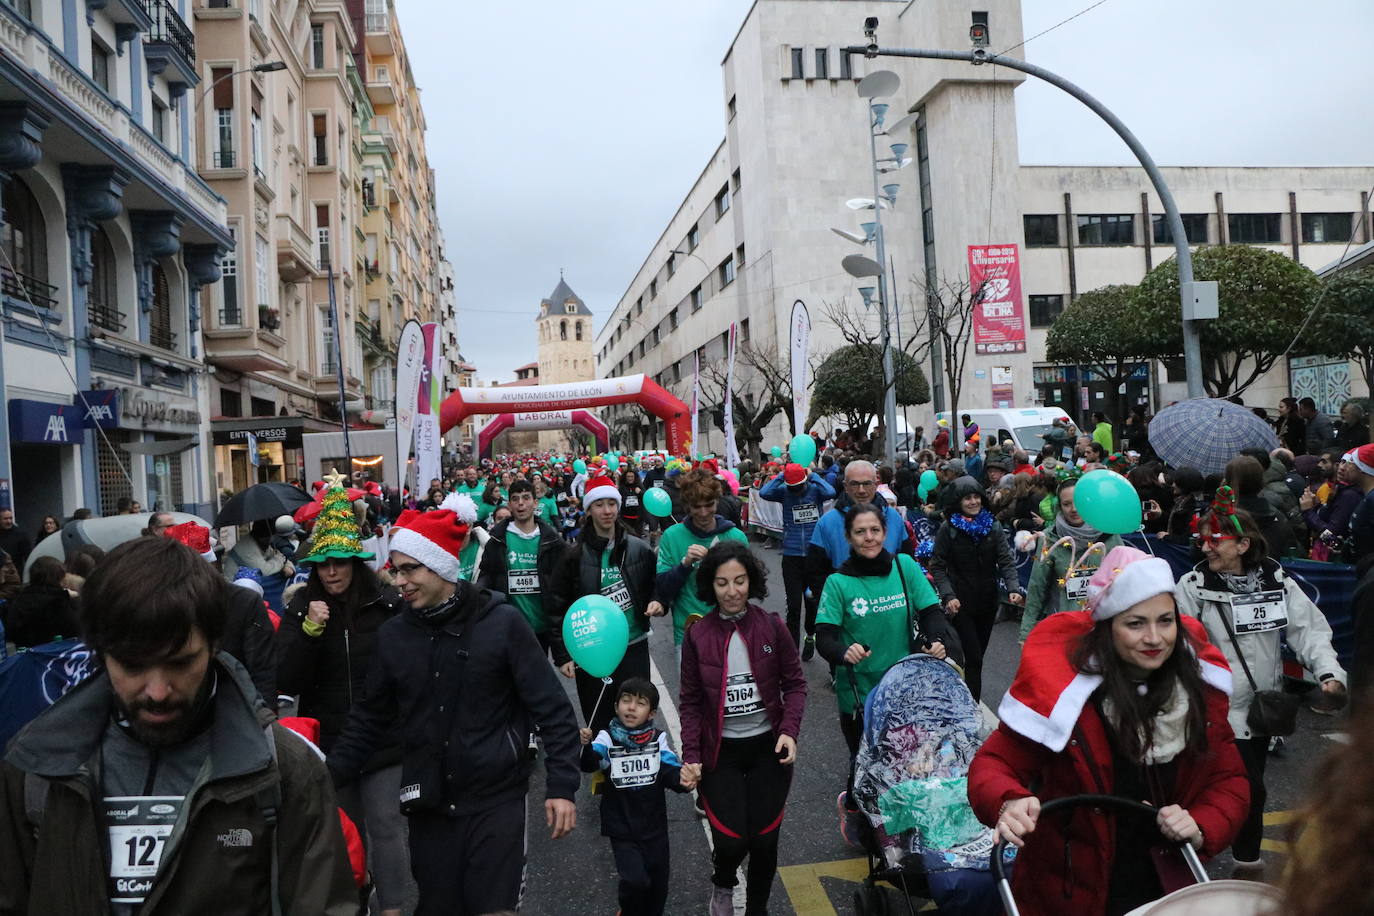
73, 390, 120, 429
8, 399, 79, 444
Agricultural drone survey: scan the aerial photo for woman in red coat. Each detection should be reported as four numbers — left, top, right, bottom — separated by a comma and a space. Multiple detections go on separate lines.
968, 546, 1248, 916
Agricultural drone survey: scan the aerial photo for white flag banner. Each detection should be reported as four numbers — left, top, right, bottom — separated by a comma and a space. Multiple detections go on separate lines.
789, 300, 811, 434
690, 351, 700, 458
723, 322, 739, 470
414, 322, 443, 489
394, 319, 426, 492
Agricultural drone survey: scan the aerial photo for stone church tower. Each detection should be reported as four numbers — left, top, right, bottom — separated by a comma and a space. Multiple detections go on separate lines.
536, 276, 595, 452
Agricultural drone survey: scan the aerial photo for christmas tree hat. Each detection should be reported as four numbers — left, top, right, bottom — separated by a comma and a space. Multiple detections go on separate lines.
300, 468, 375, 564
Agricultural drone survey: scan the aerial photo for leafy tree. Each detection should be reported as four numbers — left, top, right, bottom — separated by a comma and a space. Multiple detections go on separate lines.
1046, 284, 1155, 424
1305, 266, 1374, 392
1135, 245, 1321, 396
808, 343, 930, 433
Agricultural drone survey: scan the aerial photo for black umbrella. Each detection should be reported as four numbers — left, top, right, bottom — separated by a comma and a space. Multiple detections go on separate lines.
214, 482, 312, 527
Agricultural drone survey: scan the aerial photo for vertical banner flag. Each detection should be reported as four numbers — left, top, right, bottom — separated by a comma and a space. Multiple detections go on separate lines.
789, 300, 811, 434
967, 243, 1027, 355
414, 322, 443, 488
722, 322, 740, 471
247, 431, 260, 468
690, 351, 701, 458
394, 319, 426, 492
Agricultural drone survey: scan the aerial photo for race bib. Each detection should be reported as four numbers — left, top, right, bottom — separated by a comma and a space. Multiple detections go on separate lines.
602, 581, 633, 613
1230, 589, 1287, 634
1065, 575, 1090, 602
724, 673, 764, 717
608, 744, 660, 788
509, 571, 540, 595
652, 480, 665, 489
791, 503, 820, 525
103, 796, 184, 905
624, 495, 640, 507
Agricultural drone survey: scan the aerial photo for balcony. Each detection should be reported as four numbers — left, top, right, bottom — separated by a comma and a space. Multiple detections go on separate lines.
1, 266, 58, 311
210, 149, 236, 169
94, 0, 155, 32
364, 12, 393, 54
365, 72, 395, 106
143, 0, 198, 92
275, 214, 315, 281
217, 305, 242, 327
89, 298, 127, 333
370, 116, 398, 154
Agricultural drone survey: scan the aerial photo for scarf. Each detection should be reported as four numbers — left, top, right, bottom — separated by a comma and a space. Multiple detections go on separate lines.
1101, 682, 1192, 765
949, 508, 995, 543
1054, 515, 1104, 553
1220, 568, 1264, 595
414, 584, 468, 626
607, 716, 658, 749
838, 549, 893, 578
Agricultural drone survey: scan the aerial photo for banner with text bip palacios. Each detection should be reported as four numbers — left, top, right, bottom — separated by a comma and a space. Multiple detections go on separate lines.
414, 322, 443, 489
968, 244, 1026, 355
394, 319, 426, 492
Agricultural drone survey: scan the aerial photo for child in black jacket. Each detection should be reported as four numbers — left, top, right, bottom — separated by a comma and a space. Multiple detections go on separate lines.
579, 678, 695, 916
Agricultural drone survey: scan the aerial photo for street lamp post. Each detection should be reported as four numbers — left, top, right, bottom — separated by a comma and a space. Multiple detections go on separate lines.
196, 60, 287, 110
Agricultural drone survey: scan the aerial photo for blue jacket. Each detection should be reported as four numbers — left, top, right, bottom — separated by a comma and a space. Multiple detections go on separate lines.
758, 472, 836, 556
964, 452, 984, 484
805, 497, 910, 597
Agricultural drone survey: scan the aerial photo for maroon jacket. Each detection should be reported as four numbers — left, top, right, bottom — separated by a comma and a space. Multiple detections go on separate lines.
679, 604, 807, 770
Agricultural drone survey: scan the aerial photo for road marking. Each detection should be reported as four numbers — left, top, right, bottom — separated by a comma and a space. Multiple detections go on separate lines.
778, 856, 937, 915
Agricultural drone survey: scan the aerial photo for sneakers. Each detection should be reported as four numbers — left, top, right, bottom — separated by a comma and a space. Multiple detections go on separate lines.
837, 791, 864, 848
802, 635, 816, 661
708, 885, 734, 916
694, 795, 707, 818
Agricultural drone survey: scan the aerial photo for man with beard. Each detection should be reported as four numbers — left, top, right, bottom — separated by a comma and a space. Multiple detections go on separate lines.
0, 536, 356, 914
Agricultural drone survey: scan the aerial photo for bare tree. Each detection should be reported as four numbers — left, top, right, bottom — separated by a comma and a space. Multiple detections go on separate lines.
698, 342, 793, 461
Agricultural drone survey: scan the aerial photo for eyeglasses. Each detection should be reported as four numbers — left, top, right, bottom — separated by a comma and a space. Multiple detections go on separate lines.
847, 479, 877, 488
1190, 531, 1239, 544
391, 562, 427, 576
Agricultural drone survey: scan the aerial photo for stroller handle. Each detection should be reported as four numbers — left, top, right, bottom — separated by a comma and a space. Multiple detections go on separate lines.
990, 794, 1208, 916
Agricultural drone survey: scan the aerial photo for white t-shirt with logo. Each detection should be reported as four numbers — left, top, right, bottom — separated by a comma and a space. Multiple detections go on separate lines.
721, 626, 771, 739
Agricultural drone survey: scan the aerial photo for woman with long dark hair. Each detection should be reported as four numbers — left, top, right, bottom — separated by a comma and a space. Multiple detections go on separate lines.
5, 555, 78, 648
970, 546, 1249, 916
1276, 397, 1306, 455
33, 514, 60, 545
1176, 493, 1345, 878
618, 466, 646, 536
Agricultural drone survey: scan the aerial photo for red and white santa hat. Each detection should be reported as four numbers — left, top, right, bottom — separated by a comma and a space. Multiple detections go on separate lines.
165, 520, 217, 562
1085, 545, 1175, 621
387, 492, 477, 583
583, 473, 621, 509
1346, 443, 1374, 477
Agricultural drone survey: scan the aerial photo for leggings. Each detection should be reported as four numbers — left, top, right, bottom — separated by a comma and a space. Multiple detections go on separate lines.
336, 763, 409, 909
1233, 735, 1269, 862
574, 638, 651, 735
699, 732, 792, 916
947, 599, 997, 702
781, 554, 820, 648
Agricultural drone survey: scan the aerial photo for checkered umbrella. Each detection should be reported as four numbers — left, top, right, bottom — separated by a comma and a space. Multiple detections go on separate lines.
1148, 398, 1279, 475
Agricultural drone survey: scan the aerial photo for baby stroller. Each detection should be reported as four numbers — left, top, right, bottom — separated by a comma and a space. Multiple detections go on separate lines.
850, 653, 1011, 915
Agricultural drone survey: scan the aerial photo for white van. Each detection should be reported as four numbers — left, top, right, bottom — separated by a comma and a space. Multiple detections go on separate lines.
934, 407, 1074, 455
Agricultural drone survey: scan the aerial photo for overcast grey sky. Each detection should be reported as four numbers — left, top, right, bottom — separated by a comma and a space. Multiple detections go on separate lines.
395, 0, 1374, 383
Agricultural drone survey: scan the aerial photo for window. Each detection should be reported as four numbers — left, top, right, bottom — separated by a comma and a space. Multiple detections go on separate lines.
149, 265, 174, 350
740, 318, 750, 341
315, 204, 330, 269
89, 226, 121, 332
0, 176, 52, 308
90, 38, 110, 92
637, 340, 645, 358
1076, 214, 1134, 246
667, 253, 676, 277
254, 235, 269, 310
840, 50, 853, 79
1163, 357, 1187, 383
649, 279, 657, 299
1302, 213, 1354, 244
219, 228, 239, 324
250, 396, 274, 417
635, 296, 643, 315
687, 225, 699, 251
310, 24, 325, 68
815, 48, 829, 79
560, 319, 567, 340
718, 256, 735, 287
251, 108, 263, 178
564, 303, 576, 314
1023, 214, 1058, 247
789, 47, 804, 80
319, 306, 336, 375
1028, 294, 1065, 328
312, 113, 327, 166
1152, 213, 1209, 245
727, 95, 736, 120
151, 100, 168, 145
650, 326, 658, 347
575, 321, 583, 341
220, 389, 242, 417
1228, 213, 1282, 244
715, 185, 731, 219
736, 243, 746, 266
690, 285, 703, 312
669, 308, 678, 331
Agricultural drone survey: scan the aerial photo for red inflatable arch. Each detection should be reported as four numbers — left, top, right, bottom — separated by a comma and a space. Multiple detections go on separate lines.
477, 409, 610, 460
440, 374, 691, 455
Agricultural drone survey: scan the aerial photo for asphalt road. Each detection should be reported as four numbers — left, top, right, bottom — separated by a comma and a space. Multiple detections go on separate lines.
403, 532, 1339, 915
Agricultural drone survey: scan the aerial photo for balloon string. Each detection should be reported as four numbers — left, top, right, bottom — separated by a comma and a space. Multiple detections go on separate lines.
590, 678, 612, 726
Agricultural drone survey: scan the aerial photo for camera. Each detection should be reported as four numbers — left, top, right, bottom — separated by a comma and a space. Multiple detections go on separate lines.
863, 16, 879, 58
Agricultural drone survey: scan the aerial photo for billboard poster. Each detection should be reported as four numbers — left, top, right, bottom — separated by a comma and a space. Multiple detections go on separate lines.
968, 243, 1026, 355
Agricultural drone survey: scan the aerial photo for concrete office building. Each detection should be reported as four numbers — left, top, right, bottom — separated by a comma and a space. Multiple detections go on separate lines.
596, 0, 1373, 453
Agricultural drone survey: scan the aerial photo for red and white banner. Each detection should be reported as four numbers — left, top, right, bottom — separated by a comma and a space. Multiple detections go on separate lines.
968, 244, 1026, 355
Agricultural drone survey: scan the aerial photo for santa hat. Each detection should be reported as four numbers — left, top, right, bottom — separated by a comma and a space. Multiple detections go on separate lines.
583, 473, 621, 509
387, 492, 477, 582
782, 463, 808, 486
997, 610, 1232, 752
1086, 545, 1174, 621
165, 521, 216, 561
231, 566, 264, 596
1348, 443, 1374, 477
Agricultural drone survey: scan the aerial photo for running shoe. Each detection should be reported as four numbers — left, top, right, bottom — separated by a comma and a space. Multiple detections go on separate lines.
694, 794, 707, 818
802, 635, 816, 661
837, 791, 864, 848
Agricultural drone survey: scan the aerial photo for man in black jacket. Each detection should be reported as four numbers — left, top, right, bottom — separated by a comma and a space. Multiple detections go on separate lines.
327, 501, 580, 916
477, 478, 567, 655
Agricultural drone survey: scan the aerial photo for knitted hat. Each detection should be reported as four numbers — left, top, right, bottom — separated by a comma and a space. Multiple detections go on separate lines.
583, 473, 621, 509
1349, 443, 1374, 477
782, 463, 807, 486
166, 521, 216, 561
1085, 545, 1175, 621
388, 492, 477, 582
231, 566, 264, 596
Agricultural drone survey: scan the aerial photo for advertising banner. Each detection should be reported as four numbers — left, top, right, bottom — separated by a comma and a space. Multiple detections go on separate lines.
394, 319, 426, 491
968, 244, 1026, 355
723, 323, 739, 471
414, 322, 442, 487
789, 300, 811, 434
513, 410, 575, 430
690, 351, 700, 457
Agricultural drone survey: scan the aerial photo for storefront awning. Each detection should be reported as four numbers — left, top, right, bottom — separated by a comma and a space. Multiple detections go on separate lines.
121, 438, 199, 456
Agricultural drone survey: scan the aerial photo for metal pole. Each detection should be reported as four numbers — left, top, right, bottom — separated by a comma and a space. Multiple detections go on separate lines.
847, 45, 1204, 400
890, 254, 912, 456
868, 107, 900, 468
327, 264, 353, 470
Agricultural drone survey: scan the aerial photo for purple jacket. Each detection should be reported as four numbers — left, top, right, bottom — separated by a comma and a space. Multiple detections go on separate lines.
679, 603, 807, 770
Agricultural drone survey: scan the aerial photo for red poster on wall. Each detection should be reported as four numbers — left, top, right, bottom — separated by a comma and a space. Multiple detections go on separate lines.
968, 244, 1027, 355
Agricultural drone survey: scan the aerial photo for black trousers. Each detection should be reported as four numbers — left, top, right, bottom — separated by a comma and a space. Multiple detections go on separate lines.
948, 599, 997, 702
574, 638, 651, 735
699, 733, 792, 916
839, 710, 863, 798
781, 554, 819, 647
1233, 735, 1269, 861
610, 833, 671, 916
407, 798, 526, 916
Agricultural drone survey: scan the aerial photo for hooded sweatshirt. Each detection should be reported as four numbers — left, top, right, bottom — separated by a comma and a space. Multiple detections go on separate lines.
653, 515, 749, 644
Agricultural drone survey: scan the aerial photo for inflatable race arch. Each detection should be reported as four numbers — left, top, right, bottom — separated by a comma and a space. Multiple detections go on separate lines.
476, 409, 609, 460
440, 374, 691, 455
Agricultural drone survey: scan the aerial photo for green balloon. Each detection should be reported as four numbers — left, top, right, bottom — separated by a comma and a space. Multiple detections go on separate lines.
1074, 469, 1142, 535
562, 594, 629, 678
917, 485, 930, 502
771, 446, 783, 458
920, 469, 938, 494
643, 486, 673, 518
572, 459, 587, 474
789, 434, 816, 467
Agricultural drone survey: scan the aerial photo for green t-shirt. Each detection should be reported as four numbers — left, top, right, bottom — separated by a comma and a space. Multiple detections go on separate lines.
656, 521, 750, 644
601, 545, 647, 642
534, 496, 560, 523
456, 482, 483, 498
816, 553, 941, 711
457, 537, 481, 583
504, 527, 544, 634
